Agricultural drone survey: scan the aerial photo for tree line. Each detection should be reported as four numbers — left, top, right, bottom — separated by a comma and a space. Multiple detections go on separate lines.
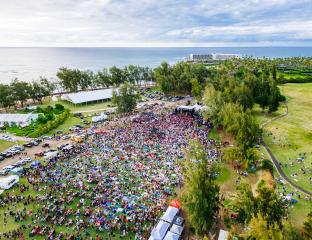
0, 78, 55, 111
56, 65, 154, 92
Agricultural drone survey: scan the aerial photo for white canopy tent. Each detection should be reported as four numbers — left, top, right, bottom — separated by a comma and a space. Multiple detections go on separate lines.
176, 104, 208, 113
160, 206, 179, 223
61, 88, 115, 104
170, 224, 184, 236
163, 231, 180, 240
149, 220, 171, 240
218, 229, 229, 240
0, 113, 39, 127
0, 175, 19, 190
44, 151, 59, 160
92, 113, 108, 123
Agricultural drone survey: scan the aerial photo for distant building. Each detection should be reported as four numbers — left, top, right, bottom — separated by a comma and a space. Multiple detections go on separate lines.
188, 53, 242, 62
189, 54, 213, 62
212, 53, 242, 61
0, 113, 39, 128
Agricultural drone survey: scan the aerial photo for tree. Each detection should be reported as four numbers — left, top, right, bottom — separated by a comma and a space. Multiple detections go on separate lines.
112, 83, 140, 113
191, 78, 202, 102
57, 67, 81, 92
96, 68, 112, 87
268, 81, 281, 113
154, 61, 175, 93
240, 214, 284, 240
10, 79, 31, 107
0, 84, 14, 111
202, 84, 223, 126
180, 140, 221, 235
303, 210, 312, 239
110, 66, 125, 86
235, 183, 287, 230
256, 185, 287, 228
235, 183, 257, 223
29, 77, 54, 104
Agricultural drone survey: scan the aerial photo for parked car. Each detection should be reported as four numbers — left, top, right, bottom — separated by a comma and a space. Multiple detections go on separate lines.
23, 142, 33, 148
62, 135, 71, 140
69, 126, 79, 131
16, 160, 26, 166
0, 156, 5, 161
2, 152, 13, 158
42, 143, 50, 148
34, 151, 44, 157
2, 165, 15, 171
0, 170, 9, 176
22, 157, 32, 163
30, 141, 39, 146
75, 124, 84, 129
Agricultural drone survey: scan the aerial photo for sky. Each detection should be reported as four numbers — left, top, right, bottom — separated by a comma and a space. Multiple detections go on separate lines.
0, 0, 312, 47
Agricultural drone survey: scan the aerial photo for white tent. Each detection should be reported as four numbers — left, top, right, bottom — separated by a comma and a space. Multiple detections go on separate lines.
92, 113, 108, 123
149, 220, 171, 240
160, 206, 179, 223
61, 88, 115, 104
163, 231, 180, 240
170, 224, 184, 236
0, 175, 19, 189
176, 104, 208, 113
44, 151, 58, 160
218, 229, 229, 240
0, 113, 39, 127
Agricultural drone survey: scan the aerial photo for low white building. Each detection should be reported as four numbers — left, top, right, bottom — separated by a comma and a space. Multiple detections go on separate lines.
0, 113, 39, 127
188, 53, 242, 62
212, 53, 242, 61
189, 54, 213, 62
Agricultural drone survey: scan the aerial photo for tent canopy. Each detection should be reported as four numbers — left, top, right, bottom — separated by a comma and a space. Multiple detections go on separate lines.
163, 231, 180, 240
160, 206, 179, 223
170, 224, 184, 235
0, 175, 19, 190
218, 229, 229, 240
149, 220, 170, 240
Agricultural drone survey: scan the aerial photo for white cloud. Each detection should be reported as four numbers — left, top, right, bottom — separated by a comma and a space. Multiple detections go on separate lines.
0, 0, 311, 46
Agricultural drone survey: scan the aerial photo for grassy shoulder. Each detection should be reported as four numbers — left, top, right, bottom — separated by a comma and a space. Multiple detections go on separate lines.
0, 140, 15, 152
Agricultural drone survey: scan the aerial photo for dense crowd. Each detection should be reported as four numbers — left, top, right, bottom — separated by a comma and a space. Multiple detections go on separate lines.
0, 108, 218, 239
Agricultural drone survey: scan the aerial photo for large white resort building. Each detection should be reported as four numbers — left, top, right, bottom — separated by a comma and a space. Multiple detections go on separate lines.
189, 53, 242, 62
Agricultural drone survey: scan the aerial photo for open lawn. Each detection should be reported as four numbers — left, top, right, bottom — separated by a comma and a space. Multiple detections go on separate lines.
252, 103, 286, 127
0, 140, 15, 152
46, 115, 83, 135
261, 83, 312, 193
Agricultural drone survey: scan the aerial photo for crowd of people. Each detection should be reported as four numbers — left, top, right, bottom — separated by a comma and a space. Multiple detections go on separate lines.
0, 106, 219, 239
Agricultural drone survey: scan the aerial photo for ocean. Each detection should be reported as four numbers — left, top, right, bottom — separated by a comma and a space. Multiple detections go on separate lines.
1, 47, 312, 83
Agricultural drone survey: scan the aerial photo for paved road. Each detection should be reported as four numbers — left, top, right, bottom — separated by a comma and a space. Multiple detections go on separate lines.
260, 102, 312, 196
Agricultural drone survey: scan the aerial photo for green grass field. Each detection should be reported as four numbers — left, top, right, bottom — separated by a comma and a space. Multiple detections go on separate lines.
46, 115, 83, 135
252, 103, 286, 126
261, 83, 312, 193
0, 139, 15, 152
41, 100, 113, 114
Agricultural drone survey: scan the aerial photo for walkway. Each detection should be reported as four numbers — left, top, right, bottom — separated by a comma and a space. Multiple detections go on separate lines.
260, 102, 312, 196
